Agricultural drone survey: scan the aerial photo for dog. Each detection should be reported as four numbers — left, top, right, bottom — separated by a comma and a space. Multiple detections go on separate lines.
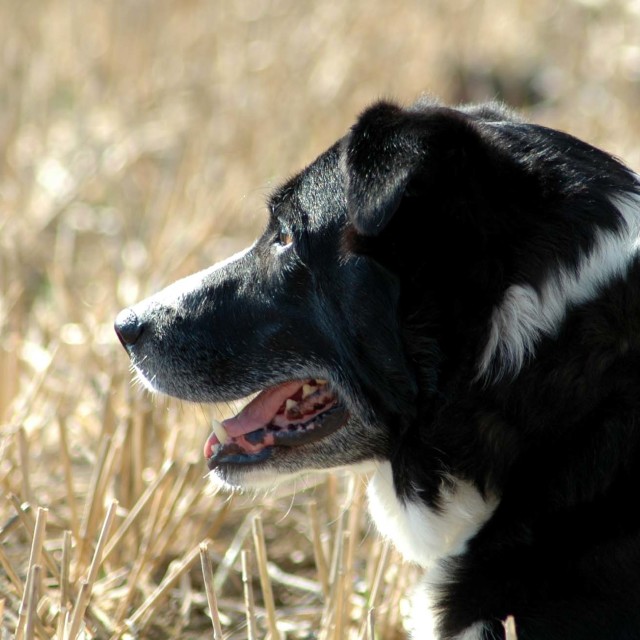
115, 97, 640, 639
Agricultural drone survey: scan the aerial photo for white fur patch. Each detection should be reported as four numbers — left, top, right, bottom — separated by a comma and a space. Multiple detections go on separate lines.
411, 581, 487, 640
367, 462, 498, 567
367, 462, 498, 639
479, 191, 640, 380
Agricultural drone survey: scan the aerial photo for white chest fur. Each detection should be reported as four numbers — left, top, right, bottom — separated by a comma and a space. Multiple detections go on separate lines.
367, 462, 498, 639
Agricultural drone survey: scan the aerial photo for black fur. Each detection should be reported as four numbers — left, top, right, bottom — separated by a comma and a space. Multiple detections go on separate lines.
116, 98, 640, 639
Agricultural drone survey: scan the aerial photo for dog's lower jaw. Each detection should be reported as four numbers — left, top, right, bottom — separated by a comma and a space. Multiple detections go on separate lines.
205, 410, 389, 491
206, 465, 309, 493
207, 456, 381, 493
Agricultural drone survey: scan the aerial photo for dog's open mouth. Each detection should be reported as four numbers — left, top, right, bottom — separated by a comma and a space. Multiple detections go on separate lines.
204, 379, 349, 468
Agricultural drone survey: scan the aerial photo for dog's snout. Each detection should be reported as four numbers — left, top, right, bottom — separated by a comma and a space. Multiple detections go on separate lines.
114, 307, 144, 347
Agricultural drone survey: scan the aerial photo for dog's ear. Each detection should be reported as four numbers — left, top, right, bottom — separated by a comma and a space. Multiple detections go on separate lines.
343, 101, 425, 236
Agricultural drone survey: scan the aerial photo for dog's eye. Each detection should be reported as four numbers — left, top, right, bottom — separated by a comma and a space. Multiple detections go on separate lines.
278, 229, 294, 246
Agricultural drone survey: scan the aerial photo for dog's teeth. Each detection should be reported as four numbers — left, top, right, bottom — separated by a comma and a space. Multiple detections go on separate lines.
302, 384, 317, 399
211, 419, 229, 444
286, 399, 299, 411
316, 379, 328, 385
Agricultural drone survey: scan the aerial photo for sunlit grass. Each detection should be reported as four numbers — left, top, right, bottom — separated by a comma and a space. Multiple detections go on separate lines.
1, 0, 638, 637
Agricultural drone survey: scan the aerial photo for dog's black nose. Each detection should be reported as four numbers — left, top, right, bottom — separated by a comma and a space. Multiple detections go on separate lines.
114, 308, 143, 347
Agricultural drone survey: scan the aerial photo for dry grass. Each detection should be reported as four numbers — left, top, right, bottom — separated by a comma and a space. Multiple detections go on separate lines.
1, 0, 639, 638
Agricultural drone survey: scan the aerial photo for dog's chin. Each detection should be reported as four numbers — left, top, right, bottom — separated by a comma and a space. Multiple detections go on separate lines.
207, 462, 315, 493
206, 440, 382, 493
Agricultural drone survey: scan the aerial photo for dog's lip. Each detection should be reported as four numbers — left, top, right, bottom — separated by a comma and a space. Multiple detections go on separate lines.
204, 378, 349, 467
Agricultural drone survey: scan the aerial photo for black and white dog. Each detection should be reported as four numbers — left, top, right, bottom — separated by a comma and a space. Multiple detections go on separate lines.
115, 98, 640, 639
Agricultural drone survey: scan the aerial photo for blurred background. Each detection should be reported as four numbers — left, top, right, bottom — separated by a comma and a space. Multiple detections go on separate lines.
1, 0, 639, 638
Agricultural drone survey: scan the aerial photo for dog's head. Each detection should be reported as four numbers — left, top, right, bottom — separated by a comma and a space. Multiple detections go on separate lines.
114, 107, 422, 489
115, 99, 639, 491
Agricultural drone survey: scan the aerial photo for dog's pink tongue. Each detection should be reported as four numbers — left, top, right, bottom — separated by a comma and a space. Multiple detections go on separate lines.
222, 380, 303, 436
204, 380, 304, 459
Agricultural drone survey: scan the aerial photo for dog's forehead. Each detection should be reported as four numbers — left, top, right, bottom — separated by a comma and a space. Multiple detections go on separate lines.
269, 141, 346, 227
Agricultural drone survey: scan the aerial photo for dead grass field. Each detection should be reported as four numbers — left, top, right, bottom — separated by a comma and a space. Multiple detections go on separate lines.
1, 0, 639, 638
